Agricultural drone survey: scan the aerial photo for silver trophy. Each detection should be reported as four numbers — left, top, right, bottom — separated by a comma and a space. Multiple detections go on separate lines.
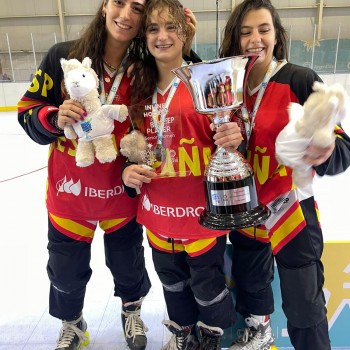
172, 56, 270, 230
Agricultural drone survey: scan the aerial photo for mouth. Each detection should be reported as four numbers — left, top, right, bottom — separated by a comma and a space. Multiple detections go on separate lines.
247, 47, 264, 54
115, 20, 132, 31
155, 44, 173, 49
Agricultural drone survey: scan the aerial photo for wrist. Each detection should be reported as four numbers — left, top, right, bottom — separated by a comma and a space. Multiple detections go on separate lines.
48, 112, 64, 134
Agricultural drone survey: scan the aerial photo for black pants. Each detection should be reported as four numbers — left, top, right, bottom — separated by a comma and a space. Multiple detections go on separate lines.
229, 197, 330, 350
47, 217, 151, 320
151, 235, 235, 329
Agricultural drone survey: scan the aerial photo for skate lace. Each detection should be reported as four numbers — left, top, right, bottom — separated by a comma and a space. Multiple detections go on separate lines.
202, 335, 220, 350
162, 333, 186, 350
56, 319, 87, 348
235, 327, 253, 344
123, 310, 149, 341
237, 328, 270, 350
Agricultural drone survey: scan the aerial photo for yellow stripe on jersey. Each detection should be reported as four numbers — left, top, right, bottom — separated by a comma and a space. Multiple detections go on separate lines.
185, 237, 217, 255
269, 205, 305, 250
146, 229, 217, 256
49, 213, 95, 239
146, 229, 185, 252
99, 218, 127, 232
238, 226, 269, 240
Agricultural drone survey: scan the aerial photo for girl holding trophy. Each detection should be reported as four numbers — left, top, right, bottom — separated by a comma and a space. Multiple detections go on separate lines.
219, 0, 350, 349
121, 0, 244, 348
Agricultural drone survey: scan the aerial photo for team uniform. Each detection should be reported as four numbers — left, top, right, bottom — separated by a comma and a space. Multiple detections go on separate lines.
17, 41, 151, 321
134, 82, 236, 332
229, 60, 350, 350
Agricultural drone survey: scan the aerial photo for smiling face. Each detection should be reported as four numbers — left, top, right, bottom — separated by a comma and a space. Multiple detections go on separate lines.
145, 7, 185, 65
240, 8, 277, 70
102, 0, 145, 44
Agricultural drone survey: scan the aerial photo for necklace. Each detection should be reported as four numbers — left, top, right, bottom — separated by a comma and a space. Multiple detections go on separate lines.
103, 59, 118, 71
100, 55, 127, 105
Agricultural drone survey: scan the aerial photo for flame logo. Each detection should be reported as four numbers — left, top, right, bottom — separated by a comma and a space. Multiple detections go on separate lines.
56, 176, 81, 196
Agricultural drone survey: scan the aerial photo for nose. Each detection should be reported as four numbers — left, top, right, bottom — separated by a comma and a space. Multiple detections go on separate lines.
250, 29, 261, 44
157, 27, 168, 40
120, 4, 132, 19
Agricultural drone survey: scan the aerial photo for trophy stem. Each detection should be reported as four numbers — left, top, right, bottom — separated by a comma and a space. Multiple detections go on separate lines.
200, 118, 270, 230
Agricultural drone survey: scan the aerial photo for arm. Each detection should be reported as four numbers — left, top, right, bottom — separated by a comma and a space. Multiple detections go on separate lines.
17, 42, 71, 145
311, 126, 350, 176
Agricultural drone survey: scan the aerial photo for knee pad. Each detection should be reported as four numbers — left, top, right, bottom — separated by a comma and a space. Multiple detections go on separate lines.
278, 263, 326, 328
162, 278, 190, 292
196, 289, 236, 329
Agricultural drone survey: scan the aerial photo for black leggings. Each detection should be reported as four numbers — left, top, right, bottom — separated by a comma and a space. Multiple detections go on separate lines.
152, 235, 236, 329
229, 197, 330, 350
47, 217, 151, 320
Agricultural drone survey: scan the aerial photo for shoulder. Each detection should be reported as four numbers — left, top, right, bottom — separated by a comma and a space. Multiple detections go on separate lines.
43, 41, 77, 66
49, 40, 76, 55
273, 62, 323, 105
39, 41, 77, 78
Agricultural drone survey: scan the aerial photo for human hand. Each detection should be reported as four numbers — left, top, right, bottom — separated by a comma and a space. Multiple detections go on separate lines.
183, 7, 197, 56
212, 122, 243, 152
122, 164, 156, 192
57, 99, 86, 129
303, 141, 335, 166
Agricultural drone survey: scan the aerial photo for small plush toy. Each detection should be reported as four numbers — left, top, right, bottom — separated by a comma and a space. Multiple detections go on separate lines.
120, 129, 148, 164
276, 81, 350, 191
61, 57, 128, 167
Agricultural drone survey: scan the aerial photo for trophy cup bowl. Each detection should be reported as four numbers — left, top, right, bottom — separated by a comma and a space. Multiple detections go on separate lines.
172, 56, 270, 230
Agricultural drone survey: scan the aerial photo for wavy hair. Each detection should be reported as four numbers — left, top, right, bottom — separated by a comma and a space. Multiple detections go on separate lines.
131, 0, 189, 109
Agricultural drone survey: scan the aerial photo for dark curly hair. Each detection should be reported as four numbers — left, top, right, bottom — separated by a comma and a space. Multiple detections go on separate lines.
219, 0, 287, 60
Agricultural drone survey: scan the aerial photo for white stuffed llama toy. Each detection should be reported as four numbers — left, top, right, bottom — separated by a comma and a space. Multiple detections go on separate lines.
276, 81, 350, 192
61, 57, 128, 167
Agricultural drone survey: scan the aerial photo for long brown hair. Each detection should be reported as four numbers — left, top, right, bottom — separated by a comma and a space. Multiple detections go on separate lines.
219, 0, 287, 60
68, 0, 146, 78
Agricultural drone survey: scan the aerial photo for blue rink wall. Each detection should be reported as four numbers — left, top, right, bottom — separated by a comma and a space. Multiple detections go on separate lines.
222, 242, 350, 349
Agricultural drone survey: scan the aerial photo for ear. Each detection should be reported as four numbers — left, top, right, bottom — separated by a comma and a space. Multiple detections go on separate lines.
82, 57, 92, 69
60, 58, 68, 74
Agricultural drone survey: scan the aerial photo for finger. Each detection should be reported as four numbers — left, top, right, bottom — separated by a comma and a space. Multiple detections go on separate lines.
59, 108, 85, 123
58, 109, 76, 124
184, 8, 197, 25
215, 137, 242, 149
61, 100, 86, 117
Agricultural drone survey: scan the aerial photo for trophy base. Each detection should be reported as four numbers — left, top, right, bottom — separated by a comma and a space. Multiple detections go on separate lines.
199, 204, 270, 230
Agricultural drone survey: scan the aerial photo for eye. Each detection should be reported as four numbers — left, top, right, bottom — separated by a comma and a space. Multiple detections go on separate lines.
132, 4, 144, 14
259, 27, 271, 34
166, 23, 177, 32
146, 25, 158, 34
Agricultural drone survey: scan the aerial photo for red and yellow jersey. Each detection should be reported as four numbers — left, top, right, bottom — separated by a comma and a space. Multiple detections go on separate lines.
17, 41, 138, 221
233, 61, 350, 253
136, 83, 229, 239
